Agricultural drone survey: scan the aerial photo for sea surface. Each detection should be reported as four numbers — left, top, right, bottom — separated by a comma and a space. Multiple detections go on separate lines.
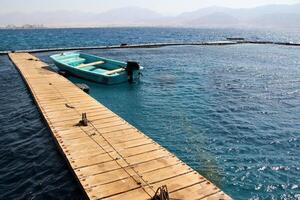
1, 27, 300, 51
0, 28, 300, 200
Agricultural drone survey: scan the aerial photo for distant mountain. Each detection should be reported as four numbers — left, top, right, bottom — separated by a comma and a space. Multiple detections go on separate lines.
177, 6, 234, 20
183, 12, 240, 28
0, 11, 95, 27
177, 3, 300, 20
1, 4, 300, 29
92, 7, 164, 26
248, 13, 300, 29
0, 7, 164, 27
173, 3, 300, 28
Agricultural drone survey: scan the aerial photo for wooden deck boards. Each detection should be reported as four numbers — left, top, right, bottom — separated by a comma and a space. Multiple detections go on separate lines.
9, 52, 232, 200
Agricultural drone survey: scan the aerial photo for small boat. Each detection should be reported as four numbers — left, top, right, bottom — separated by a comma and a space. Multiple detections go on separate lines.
50, 52, 143, 84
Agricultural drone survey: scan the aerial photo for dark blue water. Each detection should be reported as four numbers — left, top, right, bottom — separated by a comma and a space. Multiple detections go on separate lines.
1, 28, 300, 200
0, 56, 85, 199
1, 27, 300, 51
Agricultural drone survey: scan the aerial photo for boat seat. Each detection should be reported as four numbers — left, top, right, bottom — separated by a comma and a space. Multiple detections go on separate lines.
77, 61, 105, 68
104, 68, 125, 75
62, 57, 85, 63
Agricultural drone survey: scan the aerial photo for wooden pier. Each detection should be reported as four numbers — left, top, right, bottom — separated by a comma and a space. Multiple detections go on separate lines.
9, 53, 231, 200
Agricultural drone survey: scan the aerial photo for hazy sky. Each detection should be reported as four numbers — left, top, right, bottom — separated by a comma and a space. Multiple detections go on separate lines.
1, 0, 300, 15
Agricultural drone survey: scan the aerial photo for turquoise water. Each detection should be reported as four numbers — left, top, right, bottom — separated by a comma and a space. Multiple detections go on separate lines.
1, 28, 300, 199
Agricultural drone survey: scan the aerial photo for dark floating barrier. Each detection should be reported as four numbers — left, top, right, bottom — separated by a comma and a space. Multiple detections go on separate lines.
244, 40, 274, 44
273, 42, 300, 46
227, 37, 245, 41
1, 40, 299, 55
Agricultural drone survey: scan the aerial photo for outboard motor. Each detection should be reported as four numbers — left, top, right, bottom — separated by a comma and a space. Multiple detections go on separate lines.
125, 61, 140, 83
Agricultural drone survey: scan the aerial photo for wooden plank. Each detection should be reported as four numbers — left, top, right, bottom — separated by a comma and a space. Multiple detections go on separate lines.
105, 188, 151, 200
86, 178, 145, 200
141, 163, 193, 184
152, 172, 206, 191
8, 53, 232, 200
75, 160, 125, 178
119, 143, 161, 157
170, 183, 231, 200
71, 153, 114, 169
132, 156, 181, 174
81, 168, 133, 188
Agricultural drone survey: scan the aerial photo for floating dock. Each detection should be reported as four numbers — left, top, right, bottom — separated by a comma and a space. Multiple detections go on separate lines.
9, 53, 231, 200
